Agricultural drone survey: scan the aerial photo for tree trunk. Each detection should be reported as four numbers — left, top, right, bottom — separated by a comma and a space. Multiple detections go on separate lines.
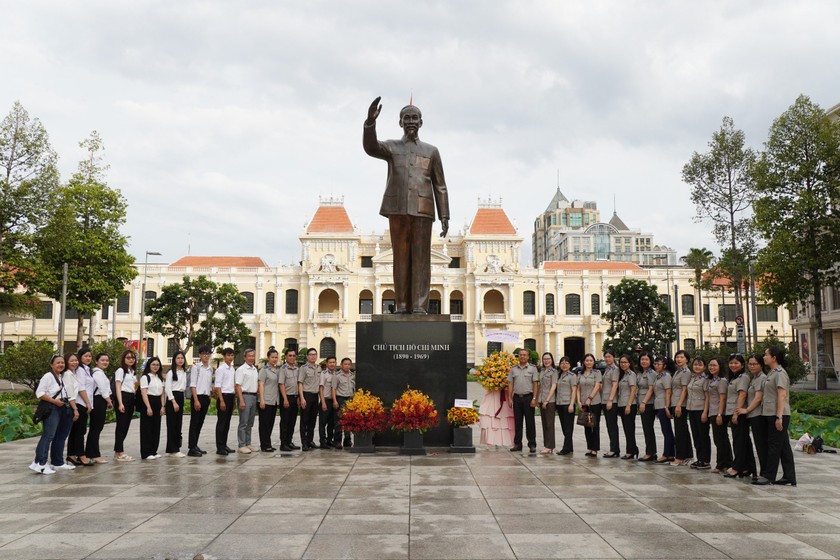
814, 281, 827, 390
76, 315, 86, 348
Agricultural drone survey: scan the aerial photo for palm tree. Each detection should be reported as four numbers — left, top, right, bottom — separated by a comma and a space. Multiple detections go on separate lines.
681, 248, 715, 348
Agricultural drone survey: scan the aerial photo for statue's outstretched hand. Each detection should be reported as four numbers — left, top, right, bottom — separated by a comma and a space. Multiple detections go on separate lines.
367, 96, 382, 123
440, 219, 449, 238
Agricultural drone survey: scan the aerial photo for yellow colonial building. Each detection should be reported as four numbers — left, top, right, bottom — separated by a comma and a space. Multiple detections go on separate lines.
3, 195, 791, 366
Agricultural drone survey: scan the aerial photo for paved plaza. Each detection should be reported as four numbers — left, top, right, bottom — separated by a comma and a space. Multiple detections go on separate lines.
2, 405, 840, 560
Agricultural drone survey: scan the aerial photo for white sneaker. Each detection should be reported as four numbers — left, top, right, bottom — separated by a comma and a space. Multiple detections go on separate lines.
167, 452, 186, 458
152, 454, 162, 459
238, 447, 252, 454
143, 455, 158, 460
52, 463, 76, 470
248, 445, 260, 452
29, 461, 44, 474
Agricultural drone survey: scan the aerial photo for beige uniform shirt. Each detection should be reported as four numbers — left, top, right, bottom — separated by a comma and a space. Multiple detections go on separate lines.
726, 372, 750, 416
333, 372, 355, 397
686, 374, 709, 411
578, 370, 603, 405
298, 363, 322, 394
653, 371, 672, 410
617, 371, 637, 407
508, 363, 538, 396
762, 366, 791, 416
601, 365, 620, 404
258, 366, 280, 406
555, 371, 578, 405
537, 367, 558, 403
708, 377, 728, 415
671, 366, 691, 407
637, 369, 655, 407
747, 372, 767, 418
280, 364, 299, 396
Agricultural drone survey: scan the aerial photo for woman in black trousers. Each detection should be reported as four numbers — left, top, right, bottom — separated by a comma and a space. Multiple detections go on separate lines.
686, 357, 711, 469
68, 348, 94, 466
86, 353, 113, 463
725, 354, 755, 478
707, 358, 732, 473
754, 347, 796, 486
636, 352, 658, 462
258, 348, 281, 452
670, 350, 693, 466
653, 356, 675, 463
617, 355, 638, 459
139, 357, 166, 459
113, 350, 138, 462
601, 350, 620, 458
554, 356, 578, 455
576, 354, 603, 457
737, 354, 767, 480
164, 351, 188, 457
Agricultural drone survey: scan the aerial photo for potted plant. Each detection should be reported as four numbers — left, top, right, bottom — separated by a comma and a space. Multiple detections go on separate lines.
390, 387, 439, 455
337, 389, 388, 453
446, 405, 479, 453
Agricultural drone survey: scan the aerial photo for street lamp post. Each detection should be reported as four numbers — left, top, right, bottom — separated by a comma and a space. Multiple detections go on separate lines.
138, 251, 162, 359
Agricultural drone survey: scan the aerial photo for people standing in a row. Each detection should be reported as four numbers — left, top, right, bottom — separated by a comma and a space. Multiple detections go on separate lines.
31, 355, 75, 474
738, 353, 767, 478
139, 357, 165, 459
707, 358, 732, 473
686, 357, 711, 469
298, 348, 322, 451
67, 348, 93, 466
753, 347, 796, 486
725, 354, 753, 478
577, 353, 603, 457
113, 350, 138, 462
671, 350, 693, 466
617, 354, 638, 460
636, 352, 657, 462
554, 356, 577, 456
235, 348, 259, 454
652, 355, 675, 463
87, 353, 113, 464
165, 351, 187, 457
601, 350, 620, 458
279, 348, 300, 451
536, 352, 557, 455
214, 348, 236, 456
188, 345, 213, 457
258, 347, 281, 453
507, 348, 539, 453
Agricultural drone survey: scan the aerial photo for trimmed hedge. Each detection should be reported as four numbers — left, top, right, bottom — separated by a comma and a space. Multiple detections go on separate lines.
790, 392, 840, 417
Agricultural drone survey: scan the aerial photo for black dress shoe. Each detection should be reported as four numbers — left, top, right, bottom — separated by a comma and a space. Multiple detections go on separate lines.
333, 443, 343, 450
343, 440, 352, 448
308, 441, 317, 448
773, 478, 797, 486
637, 455, 656, 462
320, 442, 332, 449
195, 447, 207, 455
302, 444, 312, 452
528, 446, 537, 453
216, 449, 229, 456
262, 447, 276, 453
290, 443, 300, 450
752, 476, 772, 485
224, 446, 236, 454
279, 445, 293, 452
602, 452, 619, 458
556, 449, 572, 456
188, 449, 202, 457
509, 446, 523, 452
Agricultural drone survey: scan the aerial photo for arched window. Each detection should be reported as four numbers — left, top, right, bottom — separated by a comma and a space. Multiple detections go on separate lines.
683, 338, 696, 352
116, 292, 130, 313
429, 290, 442, 315
285, 289, 299, 314
38, 301, 53, 320
545, 293, 555, 316
524, 338, 537, 352
523, 291, 536, 315
483, 289, 505, 314
144, 290, 157, 302
487, 341, 502, 355
241, 291, 255, 314
166, 338, 179, 359
660, 294, 671, 311
265, 292, 275, 314
284, 338, 298, 353
381, 289, 396, 314
359, 289, 373, 315
450, 290, 464, 316
144, 338, 154, 358
317, 289, 340, 314
681, 294, 695, 316
591, 294, 601, 315
320, 337, 337, 358
565, 294, 581, 316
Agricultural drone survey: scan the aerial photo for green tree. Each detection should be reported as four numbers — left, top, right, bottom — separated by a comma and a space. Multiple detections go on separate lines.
681, 247, 715, 347
752, 95, 840, 390
0, 337, 56, 393
90, 338, 131, 376
602, 278, 676, 360
694, 337, 806, 385
0, 102, 59, 309
146, 275, 251, 355
34, 132, 136, 346
682, 116, 757, 327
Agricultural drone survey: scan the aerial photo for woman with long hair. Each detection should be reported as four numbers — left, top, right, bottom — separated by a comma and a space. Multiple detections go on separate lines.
636, 352, 657, 462
686, 357, 711, 470
139, 357, 166, 459
725, 354, 755, 478
67, 347, 94, 466
577, 353, 603, 457
164, 350, 188, 457
707, 357, 733, 473
737, 354, 767, 481
30, 355, 74, 474
601, 350, 620, 458
554, 356, 577, 456
670, 350, 693, 466
61, 352, 80, 466
653, 356, 675, 464
617, 354, 638, 460
754, 347, 796, 486
537, 352, 558, 455
86, 352, 113, 464
113, 349, 138, 462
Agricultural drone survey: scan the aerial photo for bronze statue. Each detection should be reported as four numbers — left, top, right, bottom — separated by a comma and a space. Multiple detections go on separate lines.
363, 96, 450, 314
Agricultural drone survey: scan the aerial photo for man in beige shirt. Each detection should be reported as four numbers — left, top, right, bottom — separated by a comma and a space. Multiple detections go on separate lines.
507, 349, 539, 453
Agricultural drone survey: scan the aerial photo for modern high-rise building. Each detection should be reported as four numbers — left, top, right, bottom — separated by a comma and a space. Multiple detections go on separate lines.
532, 187, 677, 267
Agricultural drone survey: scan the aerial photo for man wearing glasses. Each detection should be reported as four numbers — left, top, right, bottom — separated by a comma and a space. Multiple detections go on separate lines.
279, 349, 300, 451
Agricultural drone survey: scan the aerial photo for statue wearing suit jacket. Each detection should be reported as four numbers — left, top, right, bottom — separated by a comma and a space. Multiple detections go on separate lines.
363, 96, 450, 314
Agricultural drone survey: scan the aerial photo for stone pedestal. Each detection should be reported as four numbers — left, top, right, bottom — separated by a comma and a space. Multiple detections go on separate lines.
449, 427, 476, 453
356, 316, 467, 447
349, 431, 375, 453
399, 431, 426, 455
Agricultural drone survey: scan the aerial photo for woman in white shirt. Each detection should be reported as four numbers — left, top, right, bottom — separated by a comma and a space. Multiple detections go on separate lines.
68, 348, 94, 466
113, 350, 138, 462
139, 357, 166, 459
164, 351, 188, 457
30, 355, 74, 475
86, 353, 113, 464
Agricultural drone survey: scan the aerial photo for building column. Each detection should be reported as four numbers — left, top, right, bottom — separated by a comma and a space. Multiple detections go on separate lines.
309, 280, 316, 320
508, 284, 515, 321
475, 284, 482, 321
442, 283, 450, 314
556, 334, 563, 362
342, 281, 349, 319
537, 285, 545, 318
589, 332, 596, 354
374, 282, 382, 315
543, 332, 550, 355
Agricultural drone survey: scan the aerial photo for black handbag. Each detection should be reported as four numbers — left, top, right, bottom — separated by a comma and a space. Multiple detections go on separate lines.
577, 407, 597, 428
33, 388, 62, 424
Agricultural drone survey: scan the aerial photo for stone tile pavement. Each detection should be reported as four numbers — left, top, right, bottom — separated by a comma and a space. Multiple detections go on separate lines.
2, 408, 840, 559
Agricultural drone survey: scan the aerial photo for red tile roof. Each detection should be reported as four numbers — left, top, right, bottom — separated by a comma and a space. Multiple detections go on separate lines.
307, 206, 354, 233
542, 261, 642, 271
469, 208, 516, 235
170, 256, 267, 267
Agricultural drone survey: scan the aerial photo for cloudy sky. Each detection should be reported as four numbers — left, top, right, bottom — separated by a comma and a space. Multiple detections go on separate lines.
4, 1, 839, 267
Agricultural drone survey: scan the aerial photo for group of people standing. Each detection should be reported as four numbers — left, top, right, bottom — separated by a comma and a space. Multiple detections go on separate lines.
30, 345, 356, 474
507, 346, 797, 486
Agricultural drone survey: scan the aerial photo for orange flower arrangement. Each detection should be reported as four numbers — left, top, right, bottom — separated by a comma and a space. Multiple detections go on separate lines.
338, 389, 389, 433
446, 406, 480, 428
474, 351, 517, 391
389, 387, 439, 433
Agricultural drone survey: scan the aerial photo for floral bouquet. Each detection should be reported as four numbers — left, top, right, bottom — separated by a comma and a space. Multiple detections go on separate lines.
474, 351, 517, 391
389, 388, 439, 433
446, 405, 480, 428
338, 389, 389, 433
